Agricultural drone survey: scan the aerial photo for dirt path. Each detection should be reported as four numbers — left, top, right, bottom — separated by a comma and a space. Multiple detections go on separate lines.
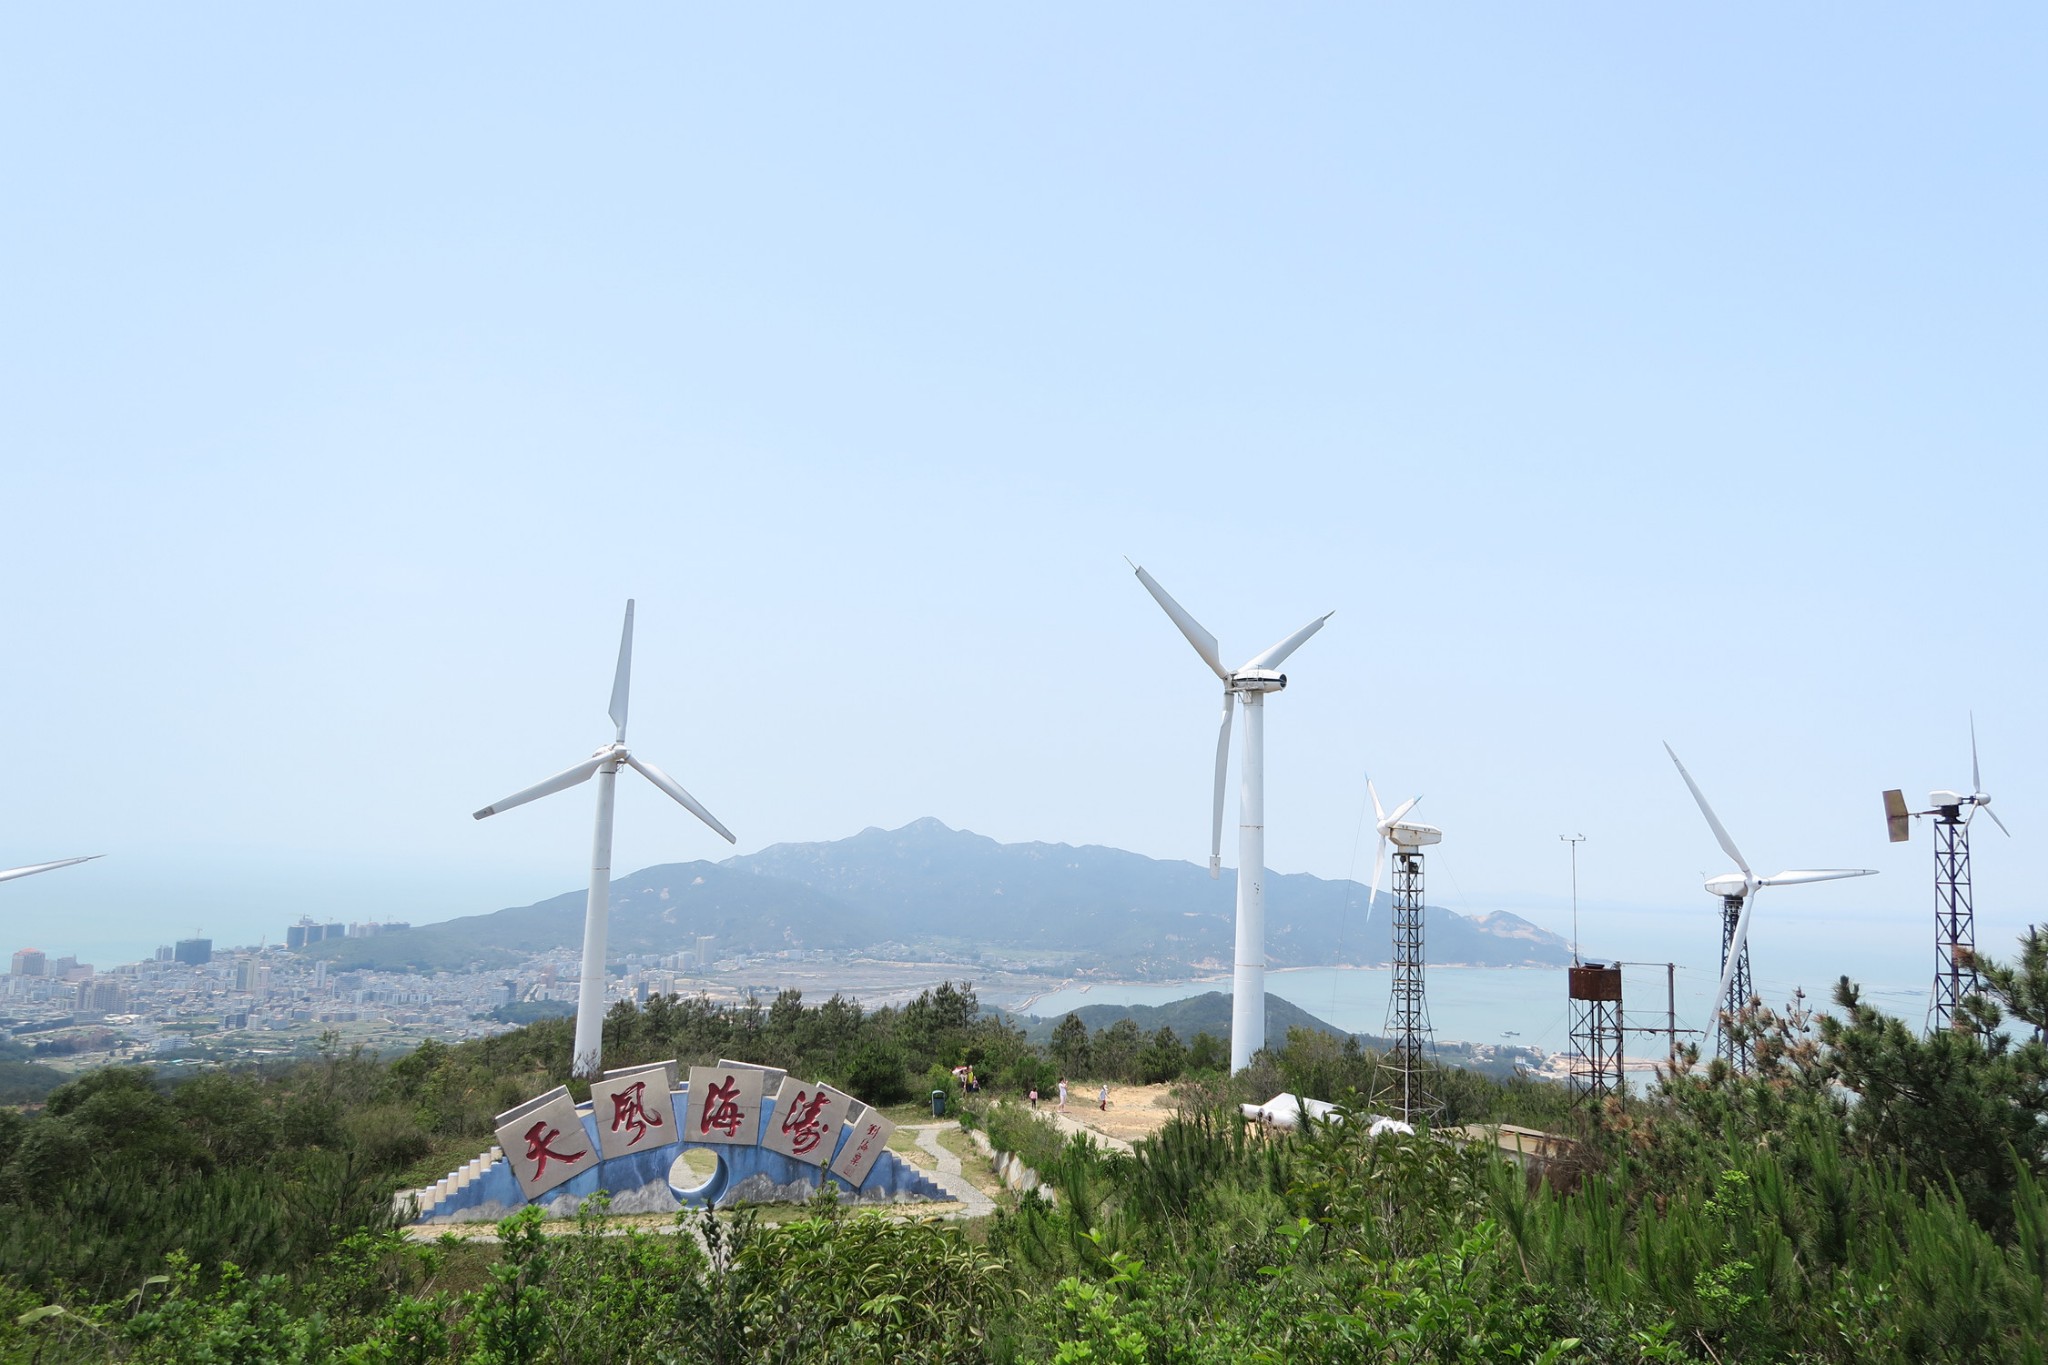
1039, 1081, 1179, 1148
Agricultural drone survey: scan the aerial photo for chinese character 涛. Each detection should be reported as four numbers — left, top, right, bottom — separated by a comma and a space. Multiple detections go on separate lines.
701, 1075, 745, 1137
524, 1120, 586, 1179
609, 1079, 665, 1147
780, 1088, 831, 1154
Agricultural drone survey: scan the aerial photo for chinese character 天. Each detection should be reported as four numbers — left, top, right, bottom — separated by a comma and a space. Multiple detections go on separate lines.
523, 1120, 587, 1179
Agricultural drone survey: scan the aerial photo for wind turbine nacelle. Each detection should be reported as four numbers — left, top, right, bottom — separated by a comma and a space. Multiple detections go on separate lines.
1704, 873, 1748, 900
1928, 790, 1965, 811
1229, 669, 1287, 693
1388, 823, 1442, 849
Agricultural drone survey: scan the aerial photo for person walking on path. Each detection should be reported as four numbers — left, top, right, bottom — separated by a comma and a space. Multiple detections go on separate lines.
1098, 1082, 1109, 1112
1029, 1087, 1039, 1108
1057, 1078, 1068, 1109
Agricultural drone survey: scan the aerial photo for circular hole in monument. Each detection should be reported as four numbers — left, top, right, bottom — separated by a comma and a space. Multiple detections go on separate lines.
669, 1147, 721, 1198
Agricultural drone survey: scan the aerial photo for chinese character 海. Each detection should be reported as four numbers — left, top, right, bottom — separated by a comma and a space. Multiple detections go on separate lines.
524, 1120, 586, 1178
610, 1080, 665, 1147
701, 1075, 745, 1138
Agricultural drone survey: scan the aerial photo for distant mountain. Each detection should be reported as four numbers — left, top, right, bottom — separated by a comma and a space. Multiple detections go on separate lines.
307, 861, 879, 972
311, 819, 1569, 973
727, 818, 1571, 969
1011, 992, 1348, 1046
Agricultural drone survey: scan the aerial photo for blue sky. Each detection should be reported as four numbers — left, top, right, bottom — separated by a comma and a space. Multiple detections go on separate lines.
2, 7, 2041, 1003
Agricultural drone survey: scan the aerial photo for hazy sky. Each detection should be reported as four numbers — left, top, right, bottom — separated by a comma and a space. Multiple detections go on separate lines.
3, 8, 2040, 1004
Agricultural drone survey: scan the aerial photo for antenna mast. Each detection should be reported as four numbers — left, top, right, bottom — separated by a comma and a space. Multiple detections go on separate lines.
1560, 834, 1586, 965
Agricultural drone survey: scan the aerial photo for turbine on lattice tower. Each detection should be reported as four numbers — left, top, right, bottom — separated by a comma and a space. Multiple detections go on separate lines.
1665, 743, 1874, 1071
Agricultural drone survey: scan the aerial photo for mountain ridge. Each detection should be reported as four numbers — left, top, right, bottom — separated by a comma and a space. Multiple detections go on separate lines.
309, 819, 1571, 973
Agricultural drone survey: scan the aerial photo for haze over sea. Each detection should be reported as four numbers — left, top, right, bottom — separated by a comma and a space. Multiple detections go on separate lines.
1011, 959, 1936, 1059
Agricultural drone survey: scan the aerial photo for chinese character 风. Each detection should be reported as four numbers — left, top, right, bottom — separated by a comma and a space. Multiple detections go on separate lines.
609, 1080, 665, 1147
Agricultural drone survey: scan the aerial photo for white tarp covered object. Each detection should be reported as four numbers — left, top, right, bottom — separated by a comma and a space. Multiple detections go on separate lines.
1238, 1092, 1416, 1136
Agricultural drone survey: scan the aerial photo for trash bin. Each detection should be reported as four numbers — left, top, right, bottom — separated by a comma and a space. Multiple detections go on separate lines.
931, 1089, 947, 1118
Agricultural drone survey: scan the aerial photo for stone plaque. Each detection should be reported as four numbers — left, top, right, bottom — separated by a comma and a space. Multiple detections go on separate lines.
495, 1086, 593, 1200
761, 1077, 854, 1167
591, 1063, 678, 1160
684, 1064, 766, 1146
716, 1058, 786, 1096
829, 1110, 897, 1189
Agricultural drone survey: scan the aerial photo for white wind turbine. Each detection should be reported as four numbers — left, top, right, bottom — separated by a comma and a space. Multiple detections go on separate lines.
1665, 743, 1874, 1071
0, 855, 101, 885
1365, 778, 1438, 918
1132, 562, 1332, 1072
474, 601, 734, 1076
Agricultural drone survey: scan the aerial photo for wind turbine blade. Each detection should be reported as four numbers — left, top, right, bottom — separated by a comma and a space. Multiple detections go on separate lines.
1664, 743, 1752, 879
624, 753, 736, 844
1132, 565, 1228, 680
1244, 612, 1334, 671
1384, 796, 1421, 828
1367, 837, 1386, 926
1710, 888, 1761, 1039
1210, 693, 1234, 878
1985, 806, 2012, 837
609, 600, 635, 738
1366, 776, 1386, 826
473, 756, 606, 819
1758, 868, 1877, 887
1971, 712, 1981, 796
0, 855, 102, 885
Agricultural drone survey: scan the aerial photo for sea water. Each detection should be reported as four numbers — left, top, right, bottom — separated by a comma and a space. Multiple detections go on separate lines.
1005, 965, 1933, 1057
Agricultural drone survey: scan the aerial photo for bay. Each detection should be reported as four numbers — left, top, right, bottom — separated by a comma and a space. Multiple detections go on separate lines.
1003, 965, 1934, 1059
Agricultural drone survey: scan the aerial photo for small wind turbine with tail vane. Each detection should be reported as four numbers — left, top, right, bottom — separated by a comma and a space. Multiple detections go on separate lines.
1130, 562, 1332, 1073
1881, 714, 2011, 1032
1665, 743, 1875, 1073
474, 601, 735, 1077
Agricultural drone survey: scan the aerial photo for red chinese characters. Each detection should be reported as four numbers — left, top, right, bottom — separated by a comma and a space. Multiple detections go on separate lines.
609, 1079, 665, 1147
829, 1110, 897, 1188
779, 1089, 831, 1155
494, 1086, 594, 1199
686, 1065, 764, 1146
763, 1076, 851, 1167
700, 1076, 743, 1137
524, 1120, 586, 1179
590, 1064, 679, 1160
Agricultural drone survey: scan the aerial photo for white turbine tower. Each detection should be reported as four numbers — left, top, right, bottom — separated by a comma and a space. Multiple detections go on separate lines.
474, 601, 734, 1077
1665, 743, 1874, 1072
1131, 562, 1331, 1073
0, 855, 101, 885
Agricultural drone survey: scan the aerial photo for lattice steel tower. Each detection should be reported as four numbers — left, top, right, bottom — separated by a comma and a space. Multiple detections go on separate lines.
1568, 962, 1624, 1102
1716, 897, 1754, 1072
1930, 810, 1977, 1029
1380, 848, 1441, 1123
1884, 718, 2010, 1035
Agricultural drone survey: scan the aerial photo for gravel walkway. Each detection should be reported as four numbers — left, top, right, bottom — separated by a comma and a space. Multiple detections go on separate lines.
905, 1121, 996, 1217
